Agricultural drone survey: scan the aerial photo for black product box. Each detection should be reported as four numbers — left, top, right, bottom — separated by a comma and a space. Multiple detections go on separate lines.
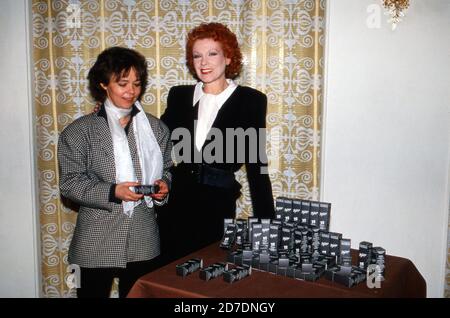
299, 252, 312, 264
271, 219, 282, 226
326, 266, 367, 288
283, 198, 293, 223
220, 223, 236, 249
242, 249, 253, 262
294, 267, 323, 282
319, 231, 330, 256
176, 258, 203, 277
333, 271, 358, 288
286, 265, 298, 278
268, 224, 280, 255
292, 199, 302, 224
300, 228, 311, 253
372, 246, 386, 280
268, 259, 278, 274
199, 262, 228, 281
319, 202, 331, 231
235, 219, 248, 247
358, 241, 373, 269
311, 227, 321, 257
227, 251, 243, 266
293, 229, 302, 255
301, 262, 314, 273
309, 201, 320, 228
352, 266, 367, 284
223, 265, 252, 283
339, 238, 352, 265
247, 217, 259, 243
329, 232, 342, 257
135, 184, 159, 195
260, 219, 271, 251
275, 197, 285, 220
223, 218, 234, 234
280, 227, 294, 253
251, 223, 262, 252
300, 201, 311, 226
324, 255, 337, 268
259, 251, 270, 264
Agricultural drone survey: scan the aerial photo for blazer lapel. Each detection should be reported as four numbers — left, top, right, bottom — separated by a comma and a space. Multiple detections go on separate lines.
94, 109, 115, 162
209, 85, 240, 131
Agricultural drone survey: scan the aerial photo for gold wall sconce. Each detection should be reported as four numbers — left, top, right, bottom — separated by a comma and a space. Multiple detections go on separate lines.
382, 0, 410, 30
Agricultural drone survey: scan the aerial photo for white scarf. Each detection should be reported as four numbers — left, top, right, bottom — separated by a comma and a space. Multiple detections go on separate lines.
105, 99, 163, 217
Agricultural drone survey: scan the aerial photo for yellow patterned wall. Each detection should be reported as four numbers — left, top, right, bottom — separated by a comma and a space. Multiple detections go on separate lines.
32, 0, 325, 297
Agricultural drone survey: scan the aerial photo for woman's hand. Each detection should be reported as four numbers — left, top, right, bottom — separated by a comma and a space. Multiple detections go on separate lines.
115, 182, 144, 202
150, 179, 169, 201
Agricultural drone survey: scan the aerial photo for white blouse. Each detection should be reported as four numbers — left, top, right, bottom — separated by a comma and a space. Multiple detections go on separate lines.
193, 79, 237, 151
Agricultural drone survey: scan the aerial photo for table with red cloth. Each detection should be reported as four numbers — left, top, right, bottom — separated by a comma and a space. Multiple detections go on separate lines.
127, 243, 426, 298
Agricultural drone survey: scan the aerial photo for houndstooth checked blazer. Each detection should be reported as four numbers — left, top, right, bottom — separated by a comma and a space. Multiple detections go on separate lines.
58, 106, 172, 268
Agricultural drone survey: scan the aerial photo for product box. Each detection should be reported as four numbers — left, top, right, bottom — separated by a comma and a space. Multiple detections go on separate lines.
372, 246, 386, 280
282, 198, 293, 223
260, 219, 271, 251
235, 219, 248, 247
268, 224, 280, 256
319, 231, 330, 256
220, 223, 236, 249
251, 223, 262, 252
293, 229, 302, 255
339, 238, 352, 266
275, 197, 286, 221
280, 227, 294, 253
223, 265, 252, 283
309, 201, 320, 228
300, 228, 310, 253
319, 202, 331, 231
176, 258, 203, 277
311, 227, 321, 257
300, 201, 311, 226
329, 232, 342, 258
358, 241, 373, 269
199, 262, 228, 281
292, 199, 302, 224
247, 217, 259, 243
223, 218, 234, 234
227, 250, 243, 266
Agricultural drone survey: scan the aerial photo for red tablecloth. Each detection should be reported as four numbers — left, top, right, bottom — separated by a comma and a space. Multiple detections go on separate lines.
128, 243, 426, 298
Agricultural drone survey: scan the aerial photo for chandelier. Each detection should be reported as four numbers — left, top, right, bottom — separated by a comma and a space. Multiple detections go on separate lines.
382, 0, 410, 30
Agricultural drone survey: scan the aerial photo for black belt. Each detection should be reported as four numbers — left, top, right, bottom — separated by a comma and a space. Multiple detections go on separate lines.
175, 164, 235, 189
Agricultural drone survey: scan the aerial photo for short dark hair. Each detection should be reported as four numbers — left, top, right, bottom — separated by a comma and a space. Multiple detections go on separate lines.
186, 22, 242, 80
87, 47, 148, 103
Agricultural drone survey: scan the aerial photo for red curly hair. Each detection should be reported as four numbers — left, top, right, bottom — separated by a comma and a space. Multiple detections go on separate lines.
186, 22, 243, 80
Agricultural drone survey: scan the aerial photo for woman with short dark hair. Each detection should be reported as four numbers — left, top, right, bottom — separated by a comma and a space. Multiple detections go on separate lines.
58, 47, 172, 298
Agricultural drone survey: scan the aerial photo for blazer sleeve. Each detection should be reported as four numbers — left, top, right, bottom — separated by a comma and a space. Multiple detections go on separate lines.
58, 121, 114, 211
245, 92, 275, 219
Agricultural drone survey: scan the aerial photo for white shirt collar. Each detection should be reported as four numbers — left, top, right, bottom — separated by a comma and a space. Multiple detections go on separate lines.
193, 79, 237, 107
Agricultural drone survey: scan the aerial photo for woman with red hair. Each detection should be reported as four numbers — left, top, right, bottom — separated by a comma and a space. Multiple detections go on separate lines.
158, 22, 275, 263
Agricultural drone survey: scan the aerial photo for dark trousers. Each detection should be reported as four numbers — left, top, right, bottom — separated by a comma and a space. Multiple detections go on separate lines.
77, 258, 160, 298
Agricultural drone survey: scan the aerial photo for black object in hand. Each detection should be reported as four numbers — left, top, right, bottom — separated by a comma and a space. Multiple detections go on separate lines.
135, 184, 160, 195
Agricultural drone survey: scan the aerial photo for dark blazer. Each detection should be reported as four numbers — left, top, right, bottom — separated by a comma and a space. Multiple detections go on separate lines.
161, 85, 275, 219
58, 107, 172, 268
